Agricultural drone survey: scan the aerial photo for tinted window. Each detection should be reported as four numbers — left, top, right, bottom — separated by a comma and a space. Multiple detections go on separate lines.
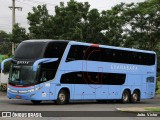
14, 42, 47, 60
146, 76, 154, 83
66, 45, 101, 62
60, 72, 126, 85
66, 45, 155, 65
66, 45, 86, 62
102, 73, 126, 85
14, 41, 68, 60
45, 42, 68, 58
39, 42, 68, 82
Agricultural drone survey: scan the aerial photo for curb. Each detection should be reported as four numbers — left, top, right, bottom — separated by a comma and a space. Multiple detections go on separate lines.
116, 107, 160, 112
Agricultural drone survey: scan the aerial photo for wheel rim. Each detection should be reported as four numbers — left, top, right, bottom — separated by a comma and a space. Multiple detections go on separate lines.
132, 93, 138, 102
59, 93, 65, 102
123, 92, 128, 102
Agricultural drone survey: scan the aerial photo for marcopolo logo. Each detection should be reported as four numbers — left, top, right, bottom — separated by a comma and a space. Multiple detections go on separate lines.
17, 61, 29, 64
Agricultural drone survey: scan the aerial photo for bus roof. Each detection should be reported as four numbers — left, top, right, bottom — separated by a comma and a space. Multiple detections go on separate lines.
69, 41, 156, 54
23, 39, 69, 43
22, 39, 156, 54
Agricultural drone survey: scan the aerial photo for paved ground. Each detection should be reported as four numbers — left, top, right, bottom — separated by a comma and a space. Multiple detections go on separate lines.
0, 92, 160, 120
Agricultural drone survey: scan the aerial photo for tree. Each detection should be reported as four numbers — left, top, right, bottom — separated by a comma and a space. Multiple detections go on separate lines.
28, 5, 54, 39
84, 9, 105, 43
11, 23, 29, 43
0, 30, 12, 73
121, 0, 160, 74
0, 30, 12, 55
123, 0, 160, 50
27, 0, 160, 48
100, 3, 127, 46
52, 0, 90, 40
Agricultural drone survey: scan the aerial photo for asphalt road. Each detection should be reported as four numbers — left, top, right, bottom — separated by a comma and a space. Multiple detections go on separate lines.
0, 92, 159, 120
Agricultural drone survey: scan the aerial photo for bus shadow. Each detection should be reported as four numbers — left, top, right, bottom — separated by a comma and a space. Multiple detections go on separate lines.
8, 100, 149, 106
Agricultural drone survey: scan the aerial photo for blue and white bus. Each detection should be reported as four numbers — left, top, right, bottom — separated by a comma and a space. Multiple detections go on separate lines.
1, 40, 157, 104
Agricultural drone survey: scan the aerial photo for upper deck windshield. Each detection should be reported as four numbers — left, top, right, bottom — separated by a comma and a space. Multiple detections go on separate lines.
14, 40, 69, 60
9, 65, 37, 86
14, 42, 47, 60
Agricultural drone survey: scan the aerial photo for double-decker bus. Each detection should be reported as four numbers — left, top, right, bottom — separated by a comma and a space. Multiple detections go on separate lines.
1, 40, 157, 104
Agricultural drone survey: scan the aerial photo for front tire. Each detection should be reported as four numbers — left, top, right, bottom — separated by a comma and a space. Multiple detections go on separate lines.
56, 89, 69, 105
121, 90, 130, 103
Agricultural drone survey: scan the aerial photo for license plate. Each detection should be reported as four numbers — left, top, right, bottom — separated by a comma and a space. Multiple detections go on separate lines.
16, 95, 21, 99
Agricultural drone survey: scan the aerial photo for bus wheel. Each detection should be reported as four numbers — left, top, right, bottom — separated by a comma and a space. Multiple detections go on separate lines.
131, 91, 139, 103
56, 89, 69, 105
121, 90, 130, 103
31, 100, 42, 105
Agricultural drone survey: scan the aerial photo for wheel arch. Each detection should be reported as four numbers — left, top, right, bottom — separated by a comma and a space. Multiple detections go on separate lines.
121, 88, 131, 103
122, 88, 131, 97
57, 87, 70, 99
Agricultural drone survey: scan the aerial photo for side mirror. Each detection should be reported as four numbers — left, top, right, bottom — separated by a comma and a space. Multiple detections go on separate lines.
32, 58, 58, 72
1, 58, 12, 71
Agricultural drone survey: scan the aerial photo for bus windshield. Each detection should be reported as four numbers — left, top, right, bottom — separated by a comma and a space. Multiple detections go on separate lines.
9, 65, 37, 86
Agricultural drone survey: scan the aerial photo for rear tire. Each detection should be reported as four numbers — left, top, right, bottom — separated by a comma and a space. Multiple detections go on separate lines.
31, 100, 42, 105
121, 90, 130, 103
131, 91, 140, 103
56, 89, 69, 105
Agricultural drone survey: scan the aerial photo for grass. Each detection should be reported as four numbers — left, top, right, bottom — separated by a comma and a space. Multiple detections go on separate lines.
145, 108, 160, 112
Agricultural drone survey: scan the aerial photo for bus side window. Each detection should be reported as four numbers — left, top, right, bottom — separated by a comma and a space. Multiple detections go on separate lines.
40, 71, 47, 82
87, 47, 101, 61
66, 45, 86, 62
76, 73, 85, 84
60, 72, 75, 84
102, 49, 112, 62
66, 46, 76, 61
102, 73, 126, 85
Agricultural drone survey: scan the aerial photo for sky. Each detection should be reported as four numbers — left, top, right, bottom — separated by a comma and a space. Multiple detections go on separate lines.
0, 0, 145, 33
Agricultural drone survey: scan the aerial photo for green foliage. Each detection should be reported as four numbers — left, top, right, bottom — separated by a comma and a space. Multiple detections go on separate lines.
0, 30, 12, 55
145, 107, 160, 112
101, 3, 127, 46
156, 76, 160, 94
0, 30, 10, 42
1, 55, 12, 74
123, 0, 160, 51
26, 0, 160, 74
0, 42, 12, 55
28, 5, 55, 39
53, 0, 87, 40
11, 23, 29, 43
27, 0, 160, 48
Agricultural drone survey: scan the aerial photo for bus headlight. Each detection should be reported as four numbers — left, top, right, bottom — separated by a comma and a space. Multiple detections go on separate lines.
35, 86, 42, 91
28, 86, 42, 93
28, 89, 35, 93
